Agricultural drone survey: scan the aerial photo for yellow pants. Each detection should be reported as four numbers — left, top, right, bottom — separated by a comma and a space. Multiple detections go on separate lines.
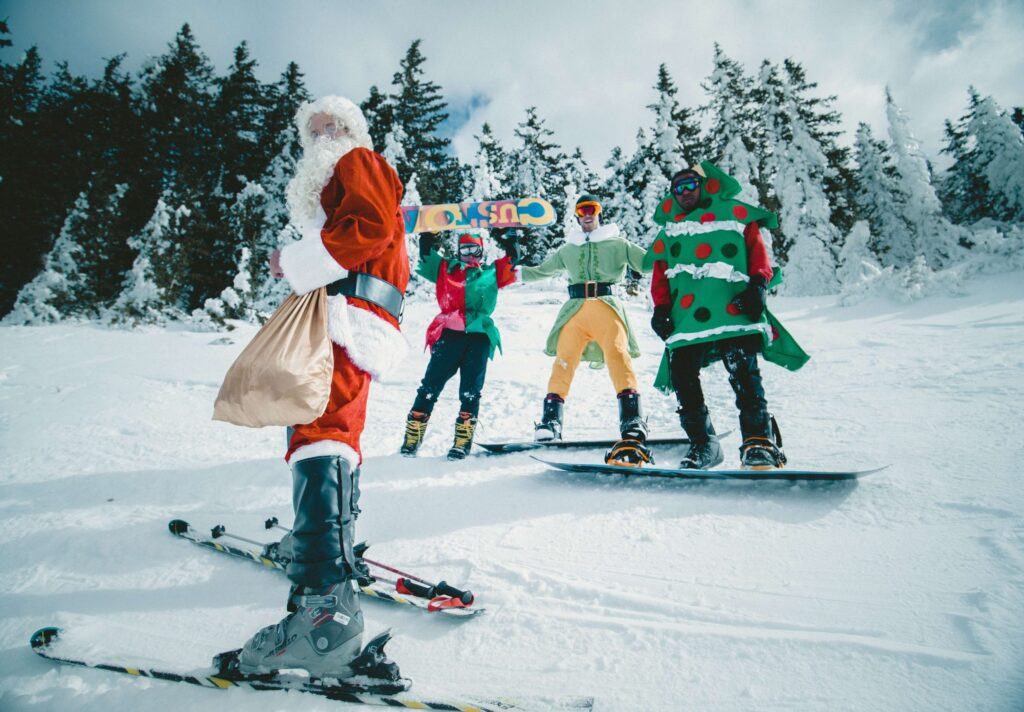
547, 299, 638, 398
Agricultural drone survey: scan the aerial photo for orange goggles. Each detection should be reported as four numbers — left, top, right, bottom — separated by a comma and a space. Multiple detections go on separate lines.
575, 201, 602, 217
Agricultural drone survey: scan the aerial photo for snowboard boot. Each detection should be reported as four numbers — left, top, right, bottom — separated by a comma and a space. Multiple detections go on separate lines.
238, 581, 366, 676
447, 411, 478, 460
400, 411, 429, 456
739, 409, 786, 470
534, 394, 564, 442
678, 407, 724, 470
605, 390, 653, 466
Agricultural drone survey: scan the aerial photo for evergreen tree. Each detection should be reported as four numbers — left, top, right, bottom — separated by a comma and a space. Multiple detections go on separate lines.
647, 64, 687, 175
468, 123, 509, 201
263, 62, 310, 163
3, 191, 90, 323
837, 220, 882, 287
701, 44, 761, 204
885, 87, 966, 268
965, 94, 1024, 223
215, 42, 269, 197
252, 124, 302, 316
510, 106, 564, 261
387, 40, 459, 203
758, 60, 839, 294
938, 88, 987, 222
852, 122, 913, 266
602, 146, 645, 243
360, 84, 393, 153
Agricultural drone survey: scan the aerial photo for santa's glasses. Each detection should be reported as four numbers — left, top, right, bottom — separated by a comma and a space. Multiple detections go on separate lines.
672, 177, 701, 194
311, 123, 341, 139
575, 202, 601, 217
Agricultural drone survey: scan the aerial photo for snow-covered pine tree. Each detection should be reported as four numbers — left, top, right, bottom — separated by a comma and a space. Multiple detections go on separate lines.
402, 172, 427, 293
852, 122, 912, 265
468, 123, 509, 202
758, 61, 839, 294
510, 107, 564, 262
701, 44, 761, 205
885, 87, 967, 268
647, 64, 687, 177
602, 146, 645, 245
938, 89, 986, 223
3, 191, 90, 324
837, 220, 882, 288
965, 94, 1024, 223
360, 84, 393, 154
215, 42, 268, 198
108, 195, 189, 324
388, 40, 460, 203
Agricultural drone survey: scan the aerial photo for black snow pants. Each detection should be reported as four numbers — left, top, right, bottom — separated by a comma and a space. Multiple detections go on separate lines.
669, 334, 767, 416
411, 329, 491, 417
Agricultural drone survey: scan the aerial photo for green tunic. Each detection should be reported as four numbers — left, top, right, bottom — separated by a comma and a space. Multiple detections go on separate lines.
643, 161, 810, 392
521, 223, 648, 367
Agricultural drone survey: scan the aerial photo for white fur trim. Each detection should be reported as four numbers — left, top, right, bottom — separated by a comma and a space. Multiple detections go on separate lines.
326, 295, 409, 382
665, 261, 750, 283
295, 96, 373, 152
279, 206, 349, 296
566, 223, 620, 246
666, 322, 771, 345
664, 220, 746, 237
290, 440, 360, 469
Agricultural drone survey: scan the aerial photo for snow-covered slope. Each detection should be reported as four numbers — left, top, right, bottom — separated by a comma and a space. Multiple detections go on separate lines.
1, 273, 1022, 711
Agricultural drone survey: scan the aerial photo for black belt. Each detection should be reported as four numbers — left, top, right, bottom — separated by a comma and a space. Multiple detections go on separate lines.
327, 272, 405, 322
568, 281, 613, 299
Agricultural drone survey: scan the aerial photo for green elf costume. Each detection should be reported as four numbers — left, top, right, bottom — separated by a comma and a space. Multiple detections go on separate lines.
521, 194, 653, 466
645, 162, 809, 470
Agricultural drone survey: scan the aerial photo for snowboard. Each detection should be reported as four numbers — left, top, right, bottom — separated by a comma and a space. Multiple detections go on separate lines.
532, 456, 888, 481
479, 436, 699, 454
402, 197, 556, 234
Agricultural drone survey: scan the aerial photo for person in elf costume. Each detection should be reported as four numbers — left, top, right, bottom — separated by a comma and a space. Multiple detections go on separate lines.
645, 162, 809, 470
400, 230, 519, 460
246, 96, 409, 681
521, 194, 652, 466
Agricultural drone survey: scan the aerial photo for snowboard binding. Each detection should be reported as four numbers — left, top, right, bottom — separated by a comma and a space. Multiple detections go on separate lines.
604, 438, 654, 467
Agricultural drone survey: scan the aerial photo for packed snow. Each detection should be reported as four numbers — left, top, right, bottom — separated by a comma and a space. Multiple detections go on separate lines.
1, 274, 1022, 711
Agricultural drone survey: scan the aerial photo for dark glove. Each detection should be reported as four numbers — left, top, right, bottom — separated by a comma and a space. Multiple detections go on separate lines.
651, 303, 674, 341
730, 274, 768, 320
419, 231, 438, 259
504, 239, 522, 267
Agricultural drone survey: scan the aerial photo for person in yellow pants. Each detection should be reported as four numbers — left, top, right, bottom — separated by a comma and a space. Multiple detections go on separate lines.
520, 194, 651, 465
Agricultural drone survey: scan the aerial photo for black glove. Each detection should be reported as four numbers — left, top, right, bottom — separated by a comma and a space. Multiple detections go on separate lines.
504, 239, 522, 267
419, 231, 438, 259
730, 274, 768, 320
651, 304, 673, 341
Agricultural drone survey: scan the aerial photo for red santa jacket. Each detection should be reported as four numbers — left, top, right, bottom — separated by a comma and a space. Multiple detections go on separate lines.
279, 147, 410, 380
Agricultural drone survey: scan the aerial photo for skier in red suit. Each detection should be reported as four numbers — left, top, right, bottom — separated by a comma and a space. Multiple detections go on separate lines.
238, 96, 409, 684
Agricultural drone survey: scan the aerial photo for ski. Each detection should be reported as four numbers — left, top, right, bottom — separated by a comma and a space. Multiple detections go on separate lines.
31, 627, 592, 711
168, 519, 483, 618
533, 456, 888, 481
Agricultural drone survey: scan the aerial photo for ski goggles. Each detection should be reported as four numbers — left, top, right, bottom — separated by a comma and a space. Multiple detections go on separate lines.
310, 122, 341, 139
575, 201, 602, 217
671, 177, 701, 194
458, 243, 483, 259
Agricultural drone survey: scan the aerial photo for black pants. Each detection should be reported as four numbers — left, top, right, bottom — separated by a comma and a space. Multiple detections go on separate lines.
669, 335, 767, 415
412, 329, 490, 417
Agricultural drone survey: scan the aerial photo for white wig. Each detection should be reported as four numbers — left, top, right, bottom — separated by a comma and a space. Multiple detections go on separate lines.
294, 95, 373, 152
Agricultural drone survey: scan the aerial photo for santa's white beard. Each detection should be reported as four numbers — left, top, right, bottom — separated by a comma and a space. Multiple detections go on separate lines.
286, 135, 360, 223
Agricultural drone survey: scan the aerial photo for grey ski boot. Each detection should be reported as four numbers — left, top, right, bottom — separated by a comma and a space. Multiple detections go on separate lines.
235, 455, 400, 684
678, 406, 724, 469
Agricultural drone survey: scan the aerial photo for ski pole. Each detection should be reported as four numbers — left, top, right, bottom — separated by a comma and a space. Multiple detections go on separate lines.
264, 517, 474, 605
210, 525, 266, 550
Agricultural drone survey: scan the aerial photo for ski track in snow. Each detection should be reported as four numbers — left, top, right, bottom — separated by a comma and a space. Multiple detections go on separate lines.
1, 273, 1023, 711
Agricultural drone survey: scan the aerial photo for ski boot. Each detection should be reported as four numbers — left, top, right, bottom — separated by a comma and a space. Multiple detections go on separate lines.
400, 411, 429, 456
739, 409, 786, 470
447, 411, 478, 460
605, 390, 653, 466
534, 394, 564, 442
237, 581, 366, 676
678, 406, 724, 469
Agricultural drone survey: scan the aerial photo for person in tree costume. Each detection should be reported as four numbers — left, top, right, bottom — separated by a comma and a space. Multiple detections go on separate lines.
245, 96, 409, 680
400, 230, 519, 460
645, 162, 809, 470
521, 194, 652, 465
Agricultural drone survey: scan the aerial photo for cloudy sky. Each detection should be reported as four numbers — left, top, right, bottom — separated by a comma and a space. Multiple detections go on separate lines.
4, 0, 1023, 172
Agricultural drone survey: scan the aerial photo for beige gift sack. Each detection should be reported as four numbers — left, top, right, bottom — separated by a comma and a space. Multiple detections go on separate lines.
213, 288, 333, 428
